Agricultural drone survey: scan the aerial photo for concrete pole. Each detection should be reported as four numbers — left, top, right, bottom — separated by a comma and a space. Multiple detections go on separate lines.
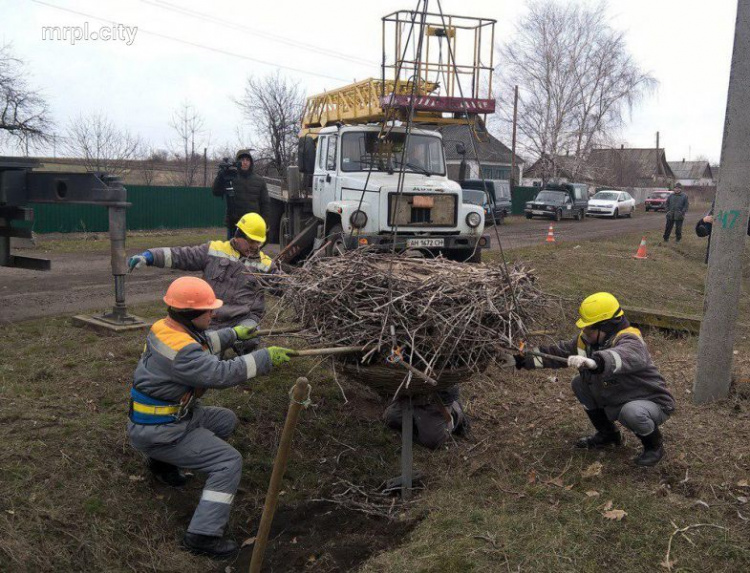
694, 1, 750, 404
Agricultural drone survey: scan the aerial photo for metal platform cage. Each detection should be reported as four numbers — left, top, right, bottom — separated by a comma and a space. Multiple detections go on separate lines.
381, 9, 496, 115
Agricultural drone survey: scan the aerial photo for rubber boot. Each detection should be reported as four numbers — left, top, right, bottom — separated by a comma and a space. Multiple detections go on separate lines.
575, 409, 622, 449
182, 532, 239, 559
635, 427, 664, 467
148, 458, 188, 488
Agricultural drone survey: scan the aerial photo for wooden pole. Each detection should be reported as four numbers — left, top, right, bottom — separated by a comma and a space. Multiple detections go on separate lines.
288, 346, 366, 357
249, 377, 311, 573
400, 397, 414, 500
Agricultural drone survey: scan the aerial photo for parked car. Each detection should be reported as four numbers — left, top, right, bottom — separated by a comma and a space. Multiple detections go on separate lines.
524, 183, 588, 221
587, 190, 636, 218
460, 179, 511, 224
644, 190, 673, 211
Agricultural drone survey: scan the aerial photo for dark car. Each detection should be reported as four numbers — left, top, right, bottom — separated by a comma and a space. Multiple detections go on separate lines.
525, 183, 588, 221
644, 190, 672, 212
460, 179, 512, 224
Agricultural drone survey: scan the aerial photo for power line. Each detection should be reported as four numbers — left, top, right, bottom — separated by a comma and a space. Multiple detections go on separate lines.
140, 0, 378, 69
32, 0, 350, 83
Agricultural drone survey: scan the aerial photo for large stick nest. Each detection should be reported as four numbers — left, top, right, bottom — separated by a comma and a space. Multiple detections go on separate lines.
274, 251, 548, 393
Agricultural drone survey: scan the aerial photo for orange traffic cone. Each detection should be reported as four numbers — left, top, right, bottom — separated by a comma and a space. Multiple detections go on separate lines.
546, 224, 556, 243
633, 236, 648, 259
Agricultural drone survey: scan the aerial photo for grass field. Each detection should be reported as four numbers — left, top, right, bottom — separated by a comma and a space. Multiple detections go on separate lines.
2, 226, 750, 572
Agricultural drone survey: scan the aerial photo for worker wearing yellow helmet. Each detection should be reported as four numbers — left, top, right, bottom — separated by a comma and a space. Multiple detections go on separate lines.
514, 292, 675, 467
128, 212, 276, 355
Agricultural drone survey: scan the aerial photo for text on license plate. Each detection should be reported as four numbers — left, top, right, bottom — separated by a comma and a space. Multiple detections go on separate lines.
407, 238, 444, 248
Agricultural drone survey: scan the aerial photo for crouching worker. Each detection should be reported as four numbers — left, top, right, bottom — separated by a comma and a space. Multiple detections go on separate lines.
384, 386, 467, 450
126, 276, 293, 559
514, 292, 675, 467
128, 212, 275, 355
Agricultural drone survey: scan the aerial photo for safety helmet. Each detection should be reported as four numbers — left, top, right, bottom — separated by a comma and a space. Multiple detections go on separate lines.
163, 277, 223, 310
236, 212, 267, 243
576, 292, 624, 329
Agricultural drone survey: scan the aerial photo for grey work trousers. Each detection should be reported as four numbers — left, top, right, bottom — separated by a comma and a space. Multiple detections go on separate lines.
572, 376, 669, 436
128, 405, 242, 537
384, 399, 458, 450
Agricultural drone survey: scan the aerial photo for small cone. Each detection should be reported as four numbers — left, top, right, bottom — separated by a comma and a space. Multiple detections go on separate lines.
546, 224, 556, 243
633, 236, 648, 259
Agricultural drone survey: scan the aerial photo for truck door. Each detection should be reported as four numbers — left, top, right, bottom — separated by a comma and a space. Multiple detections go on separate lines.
312, 135, 339, 219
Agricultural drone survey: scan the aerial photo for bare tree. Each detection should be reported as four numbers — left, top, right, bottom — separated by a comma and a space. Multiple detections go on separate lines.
495, 1, 656, 183
139, 146, 169, 186
169, 101, 206, 186
64, 112, 141, 175
235, 72, 304, 176
0, 43, 52, 152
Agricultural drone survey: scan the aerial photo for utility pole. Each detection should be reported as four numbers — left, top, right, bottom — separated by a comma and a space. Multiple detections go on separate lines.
203, 147, 207, 187
695, 1, 750, 404
511, 85, 518, 189
655, 131, 660, 176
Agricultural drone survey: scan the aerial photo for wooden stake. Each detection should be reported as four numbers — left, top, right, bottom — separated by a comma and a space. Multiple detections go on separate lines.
249, 377, 311, 573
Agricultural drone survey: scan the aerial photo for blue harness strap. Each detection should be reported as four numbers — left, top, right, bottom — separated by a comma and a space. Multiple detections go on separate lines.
129, 388, 179, 425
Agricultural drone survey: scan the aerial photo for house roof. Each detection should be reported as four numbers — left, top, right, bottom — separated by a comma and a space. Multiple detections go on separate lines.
668, 160, 713, 180
431, 121, 523, 165
587, 148, 675, 182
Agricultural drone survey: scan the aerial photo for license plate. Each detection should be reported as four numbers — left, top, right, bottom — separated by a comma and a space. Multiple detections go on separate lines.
407, 238, 444, 248
532, 210, 546, 215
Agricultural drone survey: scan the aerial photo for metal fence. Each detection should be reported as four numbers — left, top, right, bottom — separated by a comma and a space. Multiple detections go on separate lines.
32, 185, 225, 233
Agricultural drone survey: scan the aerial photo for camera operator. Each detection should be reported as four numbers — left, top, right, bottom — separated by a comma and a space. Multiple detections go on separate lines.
212, 149, 269, 240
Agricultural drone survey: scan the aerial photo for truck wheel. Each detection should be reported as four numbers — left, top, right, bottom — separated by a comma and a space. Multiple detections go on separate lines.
325, 224, 346, 256
555, 209, 562, 222
446, 249, 481, 264
525, 213, 532, 220
575, 209, 584, 221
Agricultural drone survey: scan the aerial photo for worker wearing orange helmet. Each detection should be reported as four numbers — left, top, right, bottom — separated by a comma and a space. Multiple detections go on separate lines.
128, 212, 276, 354
514, 292, 675, 467
127, 276, 293, 559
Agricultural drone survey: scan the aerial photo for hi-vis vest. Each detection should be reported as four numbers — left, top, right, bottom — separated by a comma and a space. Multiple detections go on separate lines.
207, 240, 272, 273
129, 319, 207, 425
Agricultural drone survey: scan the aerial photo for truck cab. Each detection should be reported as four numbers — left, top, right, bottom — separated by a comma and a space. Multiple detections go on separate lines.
307, 125, 487, 260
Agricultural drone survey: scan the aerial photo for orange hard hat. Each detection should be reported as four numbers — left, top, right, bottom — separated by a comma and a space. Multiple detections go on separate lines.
163, 277, 223, 310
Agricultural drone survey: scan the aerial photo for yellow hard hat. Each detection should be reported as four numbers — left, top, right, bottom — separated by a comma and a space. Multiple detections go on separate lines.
576, 292, 624, 329
236, 212, 267, 243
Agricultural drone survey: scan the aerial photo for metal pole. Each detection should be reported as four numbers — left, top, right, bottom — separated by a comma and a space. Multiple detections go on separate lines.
203, 147, 208, 187
400, 397, 414, 500
695, 1, 750, 404
249, 377, 311, 573
108, 205, 128, 320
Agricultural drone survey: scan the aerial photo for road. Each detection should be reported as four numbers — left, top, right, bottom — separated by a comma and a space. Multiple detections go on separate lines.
0, 212, 669, 323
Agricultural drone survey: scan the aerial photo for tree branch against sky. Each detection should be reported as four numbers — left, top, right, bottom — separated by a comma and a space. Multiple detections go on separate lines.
169, 101, 207, 187
235, 72, 304, 175
64, 112, 141, 175
0, 43, 52, 153
495, 0, 657, 182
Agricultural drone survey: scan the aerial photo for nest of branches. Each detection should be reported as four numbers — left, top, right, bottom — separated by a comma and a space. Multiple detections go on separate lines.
276, 250, 548, 395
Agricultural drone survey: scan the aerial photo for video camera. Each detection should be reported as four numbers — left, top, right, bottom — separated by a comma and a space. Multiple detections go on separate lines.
218, 157, 238, 197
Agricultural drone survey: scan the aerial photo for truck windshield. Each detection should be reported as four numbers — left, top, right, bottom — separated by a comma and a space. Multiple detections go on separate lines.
535, 191, 567, 203
462, 189, 487, 206
340, 132, 446, 175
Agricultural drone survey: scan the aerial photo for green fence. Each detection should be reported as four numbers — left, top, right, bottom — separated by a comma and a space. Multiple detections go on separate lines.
32, 185, 225, 233
511, 186, 539, 215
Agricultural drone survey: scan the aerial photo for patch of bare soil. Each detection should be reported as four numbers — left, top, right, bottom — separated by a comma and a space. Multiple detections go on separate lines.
227, 500, 418, 573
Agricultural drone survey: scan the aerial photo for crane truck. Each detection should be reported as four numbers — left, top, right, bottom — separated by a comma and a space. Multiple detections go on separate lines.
266, 9, 497, 263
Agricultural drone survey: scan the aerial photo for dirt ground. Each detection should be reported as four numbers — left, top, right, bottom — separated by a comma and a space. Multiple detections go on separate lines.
0, 210, 676, 323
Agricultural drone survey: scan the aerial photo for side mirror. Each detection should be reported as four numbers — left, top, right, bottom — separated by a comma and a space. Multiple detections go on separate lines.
456, 142, 466, 156
298, 136, 316, 174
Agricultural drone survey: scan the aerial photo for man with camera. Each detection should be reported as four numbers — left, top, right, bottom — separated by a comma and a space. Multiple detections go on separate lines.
213, 149, 269, 240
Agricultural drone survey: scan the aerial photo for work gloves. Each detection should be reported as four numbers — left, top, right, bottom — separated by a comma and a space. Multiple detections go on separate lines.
267, 346, 293, 367
128, 251, 154, 272
233, 324, 258, 341
567, 355, 597, 370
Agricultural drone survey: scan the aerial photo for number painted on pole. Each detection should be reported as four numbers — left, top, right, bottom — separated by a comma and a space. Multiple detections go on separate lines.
715, 210, 741, 229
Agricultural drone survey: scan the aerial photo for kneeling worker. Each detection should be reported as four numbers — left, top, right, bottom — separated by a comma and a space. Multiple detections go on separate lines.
514, 292, 675, 466
127, 276, 293, 558
128, 212, 274, 354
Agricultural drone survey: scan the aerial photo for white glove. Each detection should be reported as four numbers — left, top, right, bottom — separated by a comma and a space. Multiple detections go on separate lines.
567, 355, 597, 370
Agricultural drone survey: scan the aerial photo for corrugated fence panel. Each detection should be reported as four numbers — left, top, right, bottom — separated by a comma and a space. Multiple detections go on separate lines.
511, 186, 539, 215
32, 186, 225, 233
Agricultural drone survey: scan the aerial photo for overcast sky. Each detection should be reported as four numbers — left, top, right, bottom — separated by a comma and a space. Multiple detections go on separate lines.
1, 0, 738, 164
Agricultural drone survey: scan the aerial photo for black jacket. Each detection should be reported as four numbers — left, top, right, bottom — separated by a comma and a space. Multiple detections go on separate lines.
695, 201, 750, 263
212, 159, 269, 228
